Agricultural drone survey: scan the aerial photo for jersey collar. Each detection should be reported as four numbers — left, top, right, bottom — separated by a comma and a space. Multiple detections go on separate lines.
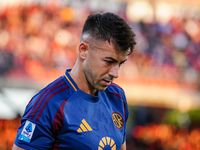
64, 69, 78, 92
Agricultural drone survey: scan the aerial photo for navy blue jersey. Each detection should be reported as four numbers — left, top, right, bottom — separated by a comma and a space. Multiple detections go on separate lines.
14, 69, 129, 150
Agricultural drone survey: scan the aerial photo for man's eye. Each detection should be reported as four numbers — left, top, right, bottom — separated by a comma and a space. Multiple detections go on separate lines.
106, 61, 113, 64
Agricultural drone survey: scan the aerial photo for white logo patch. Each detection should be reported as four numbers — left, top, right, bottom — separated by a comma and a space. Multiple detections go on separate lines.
18, 120, 36, 143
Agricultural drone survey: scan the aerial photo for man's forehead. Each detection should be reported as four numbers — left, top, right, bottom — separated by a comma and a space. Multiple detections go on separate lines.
100, 42, 129, 62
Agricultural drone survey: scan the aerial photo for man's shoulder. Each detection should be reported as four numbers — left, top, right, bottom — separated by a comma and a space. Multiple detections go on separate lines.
24, 75, 73, 123
27, 75, 72, 111
40, 75, 74, 96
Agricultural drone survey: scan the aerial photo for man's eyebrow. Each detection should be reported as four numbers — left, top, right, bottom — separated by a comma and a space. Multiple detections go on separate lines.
105, 57, 127, 64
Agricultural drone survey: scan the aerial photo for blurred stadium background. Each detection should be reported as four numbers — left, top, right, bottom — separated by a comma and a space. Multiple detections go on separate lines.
0, 0, 200, 149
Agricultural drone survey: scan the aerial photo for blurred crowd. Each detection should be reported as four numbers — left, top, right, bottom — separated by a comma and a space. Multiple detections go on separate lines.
0, 3, 200, 90
0, 4, 85, 82
129, 16, 200, 91
128, 124, 200, 150
0, 118, 20, 150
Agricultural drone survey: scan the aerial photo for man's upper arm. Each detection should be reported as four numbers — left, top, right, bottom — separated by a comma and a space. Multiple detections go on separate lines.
12, 144, 25, 150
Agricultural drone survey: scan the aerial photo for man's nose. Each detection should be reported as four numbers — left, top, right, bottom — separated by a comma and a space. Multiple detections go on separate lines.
108, 65, 119, 78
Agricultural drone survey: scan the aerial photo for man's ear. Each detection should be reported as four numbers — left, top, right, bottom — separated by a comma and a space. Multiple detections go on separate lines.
79, 42, 89, 59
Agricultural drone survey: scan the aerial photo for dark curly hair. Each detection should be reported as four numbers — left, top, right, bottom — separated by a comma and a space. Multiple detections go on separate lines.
82, 12, 136, 54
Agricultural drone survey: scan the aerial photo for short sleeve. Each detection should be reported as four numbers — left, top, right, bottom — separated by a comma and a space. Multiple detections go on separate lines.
14, 118, 54, 150
14, 92, 55, 149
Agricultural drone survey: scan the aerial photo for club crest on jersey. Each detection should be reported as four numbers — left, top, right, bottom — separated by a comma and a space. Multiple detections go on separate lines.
112, 112, 124, 129
18, 120, 36, 143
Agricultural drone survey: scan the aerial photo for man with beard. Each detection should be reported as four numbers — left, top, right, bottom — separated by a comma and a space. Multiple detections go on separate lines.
13, 12, 136, 150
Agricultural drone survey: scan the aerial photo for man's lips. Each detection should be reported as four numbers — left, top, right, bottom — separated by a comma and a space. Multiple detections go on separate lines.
103, 79, 112, 86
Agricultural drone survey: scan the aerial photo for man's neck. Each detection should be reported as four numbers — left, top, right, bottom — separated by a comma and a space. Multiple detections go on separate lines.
70, 63, 97, 96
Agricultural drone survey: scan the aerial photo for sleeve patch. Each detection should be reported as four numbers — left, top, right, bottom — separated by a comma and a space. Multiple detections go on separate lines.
18, 120, 36, 143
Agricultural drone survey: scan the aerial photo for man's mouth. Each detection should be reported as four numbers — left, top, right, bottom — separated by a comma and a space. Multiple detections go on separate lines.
103, 79, 112, 86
